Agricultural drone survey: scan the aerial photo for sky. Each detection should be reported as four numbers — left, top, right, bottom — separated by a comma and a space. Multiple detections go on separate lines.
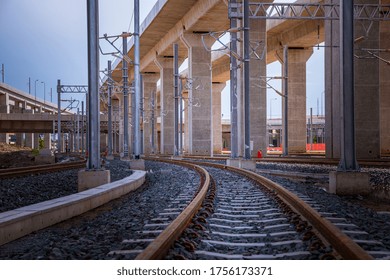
0, 0, 158, 107
0, 0, 324, 118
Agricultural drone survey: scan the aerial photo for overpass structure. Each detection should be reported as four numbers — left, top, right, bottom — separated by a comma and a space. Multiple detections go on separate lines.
103, 0, 389, 161
1, 0, 389, 161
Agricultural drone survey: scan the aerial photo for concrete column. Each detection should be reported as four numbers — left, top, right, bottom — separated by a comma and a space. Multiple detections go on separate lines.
25, 133, 33, 148
154, 57, 175, 155
249, 15, 267, 157
380, 0, 390, 156
142, 73, 159, 155
354, 0, 380, 159
43, 133, 51, 149
326, 0, 381, 159
283, 48, 313, 154
100, 133, 107, 153
0, 92, 9, 113
0, 93, 9, 143
33, 133, 40, 150
212, 82, 226, 154
325, 1, 341, 159
181, 33, 214, 155
15, 133, 24, 147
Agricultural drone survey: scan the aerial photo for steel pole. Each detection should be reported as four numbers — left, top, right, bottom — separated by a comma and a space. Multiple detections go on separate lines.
81, 101, 85, 154
310, 107, 313, 151
230, 0, 238, 158
122, 33, 129, 158
86, 0, 100, 169
244, 0, 251, 159
174, 43, 179, 156
282, 45, 289, 156
134, 0, 141, 159
151, 91, 155, 154
1, 63, 4, 83
338, 0, 359, 171
57, 79, 62, 153
140, 74, 144, 154
77, 108, 80, 152
107, 60, 113, 157
179, 79, 183, 155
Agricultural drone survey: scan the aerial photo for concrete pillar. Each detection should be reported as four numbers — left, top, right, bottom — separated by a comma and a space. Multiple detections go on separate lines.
181, 33, 213, 155
0, 93, 9, 144
0, 133, 8, 144
43, 133, 51, 149
0, 92, 9, 113
15, 133, 24, 147
326, 0, 381, 159
142, 73, 159, 155
25, 133, 33, 148
380, 0, 390, 156
100, 133, 107, 153
283, 48, 313, 154
249, 15, 267, 157
212, 82, 226, 154
354, 0, 380, 159
154, 57, 175, 155
325, 1, 341, 159
33, 133, 40, 150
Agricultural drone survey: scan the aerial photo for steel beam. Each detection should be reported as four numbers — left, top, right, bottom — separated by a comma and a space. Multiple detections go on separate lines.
229, 3, 390, 20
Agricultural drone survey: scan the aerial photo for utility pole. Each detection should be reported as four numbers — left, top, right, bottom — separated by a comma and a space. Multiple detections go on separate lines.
1, 64, 4, 83
243, 0, 251, 159
230, 0, 238, 159
174, 43, 179, 156
86, 0, 100, 170
57, 80, 62, 153
107, 60, 113, 158
134, 0, 141, 159
282, 45, 289, 156
338, 0, 359, 171
122, 33, 129, 158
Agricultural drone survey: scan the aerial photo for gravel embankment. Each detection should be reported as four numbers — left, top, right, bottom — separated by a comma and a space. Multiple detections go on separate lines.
0, 160, 199, 260
0, 159, 133, 213
257, 162, 390, 190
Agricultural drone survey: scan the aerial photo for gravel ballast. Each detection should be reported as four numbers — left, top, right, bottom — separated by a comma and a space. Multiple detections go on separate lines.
0, 160, 199, 259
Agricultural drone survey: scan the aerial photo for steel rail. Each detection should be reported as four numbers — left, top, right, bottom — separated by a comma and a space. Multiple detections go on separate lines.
185, 160, 373, 260
0, 160, 86, 179
135, 158, 211, 260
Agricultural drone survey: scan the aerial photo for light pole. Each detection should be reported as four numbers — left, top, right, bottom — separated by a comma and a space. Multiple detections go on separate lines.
34, 79, 39, 108
41, 81, 46, 104
269, 97, 277, 119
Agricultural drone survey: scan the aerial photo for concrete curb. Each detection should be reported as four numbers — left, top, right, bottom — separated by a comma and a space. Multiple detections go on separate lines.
0, 170, 146, 246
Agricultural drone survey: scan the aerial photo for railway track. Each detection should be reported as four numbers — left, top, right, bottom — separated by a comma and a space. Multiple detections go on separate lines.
0, 160, 86, 179
120, 158, 377, 260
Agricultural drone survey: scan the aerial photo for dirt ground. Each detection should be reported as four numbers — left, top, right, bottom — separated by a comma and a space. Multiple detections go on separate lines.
0, 143, 37, 169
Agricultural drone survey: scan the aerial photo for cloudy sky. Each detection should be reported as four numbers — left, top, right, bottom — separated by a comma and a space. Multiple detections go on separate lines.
0, 0, 324, 118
